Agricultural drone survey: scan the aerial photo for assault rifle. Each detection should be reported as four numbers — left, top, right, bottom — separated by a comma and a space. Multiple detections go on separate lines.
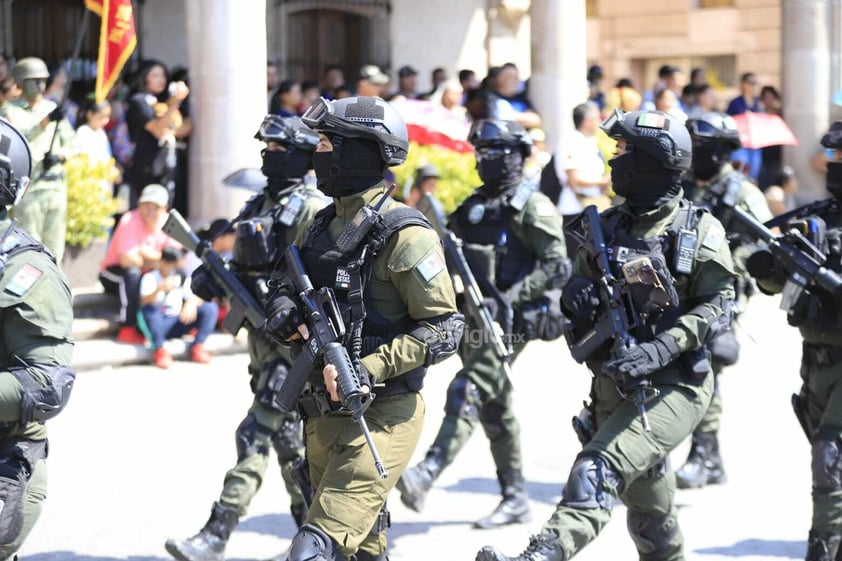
564, 205, 659, 431
162, 209, 265, 334
733, 206, 842, 312
424, 194, 513, 372
274, 244, 388, 478
764, 197, 839, 231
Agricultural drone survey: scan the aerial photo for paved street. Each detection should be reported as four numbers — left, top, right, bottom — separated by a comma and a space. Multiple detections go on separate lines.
25, 292, 809, 561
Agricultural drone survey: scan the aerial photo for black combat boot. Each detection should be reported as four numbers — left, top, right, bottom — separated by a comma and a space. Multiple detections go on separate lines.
473, 469, 531, 529
675, 431, 726, 489
395, 448, 445, 512
165, 502, 239, 561
807, 530, 842, 561
476, 534, 565, 561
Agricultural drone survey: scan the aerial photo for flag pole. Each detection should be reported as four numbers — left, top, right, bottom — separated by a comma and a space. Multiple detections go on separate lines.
44, 7, 92, 168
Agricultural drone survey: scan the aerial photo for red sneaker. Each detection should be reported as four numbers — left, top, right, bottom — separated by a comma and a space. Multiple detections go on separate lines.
153, 348, 173, 369
116, 326, 146, 345
190, 343, 213, 364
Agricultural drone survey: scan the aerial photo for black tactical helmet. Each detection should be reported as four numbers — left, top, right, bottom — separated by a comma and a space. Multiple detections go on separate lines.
600, 109, 692, 172
254, 115, 319, 152
822, 120, 842, 149
468, 119, 533, 157
686, 112, 741, 150
0, 118, 32, 208
301, 96, 408, 167
11, 57, 49, 84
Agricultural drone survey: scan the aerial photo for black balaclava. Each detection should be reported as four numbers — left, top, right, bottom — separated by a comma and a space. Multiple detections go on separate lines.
827, 162, 842, 201
611, 148, 681, 209
312, 135, 385, 197
477, 150, 524, 197
261, 146, 312, 198
691, 141, 731, 181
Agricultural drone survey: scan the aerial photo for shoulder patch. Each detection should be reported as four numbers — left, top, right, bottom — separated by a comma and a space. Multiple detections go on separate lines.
5, 264, 42, 296
701, 222, 726, 251
414, 247, 446, 282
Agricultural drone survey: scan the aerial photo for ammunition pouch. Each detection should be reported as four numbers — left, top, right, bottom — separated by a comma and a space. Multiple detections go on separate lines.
370, 505, 391, 535
514, 289, 567, 342
679, 347, 710, 384
233, 214, 280, 269
792, 391, 817, 443
12, 365, 75, 424
707, 329, 740, 367
0, 439, 46, 545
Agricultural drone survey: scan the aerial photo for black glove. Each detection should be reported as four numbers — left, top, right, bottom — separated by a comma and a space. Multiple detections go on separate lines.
561, 275, 599, 322
745, 248, 778, 281
190, 266, 225, 302
514, 289, 567, 342
266, 294, 303, 341
48, 106, 66, 122
602, 334, 679, 380
42, 153, 60, 170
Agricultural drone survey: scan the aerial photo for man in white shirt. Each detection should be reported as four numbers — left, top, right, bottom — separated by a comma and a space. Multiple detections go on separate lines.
559, 102, 611, 213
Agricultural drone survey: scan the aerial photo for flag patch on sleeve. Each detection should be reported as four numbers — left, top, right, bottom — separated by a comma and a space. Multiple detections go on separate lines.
6, 264, 42, 296
415, 249, 446, 282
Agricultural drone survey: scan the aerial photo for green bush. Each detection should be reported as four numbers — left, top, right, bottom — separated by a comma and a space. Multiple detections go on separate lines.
392, 142, 480, 213
64, 154, 118, 248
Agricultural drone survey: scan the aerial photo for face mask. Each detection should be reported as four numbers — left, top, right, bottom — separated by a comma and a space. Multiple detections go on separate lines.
827, 162, 842, 200
312, 137, 384, 197
477, 150, 523, 190
691, 143, 724, 180
610, 151, 680, 209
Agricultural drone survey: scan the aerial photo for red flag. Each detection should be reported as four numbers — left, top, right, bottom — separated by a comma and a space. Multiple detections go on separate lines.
86, 0, 137, 102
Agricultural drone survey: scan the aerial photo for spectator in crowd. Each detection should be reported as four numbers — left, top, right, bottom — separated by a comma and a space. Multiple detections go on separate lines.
561, 102, 611, 212
758, 84, 785, 190
168, 66, 194, 218
5, 56, 78, 263
270, 79, 302, 117
126, 60, 189, 207
523, 127, 551, 184
392, 65, 419, 99
765, 165, 799, 216
334, 83, 354, 99
588, 64, 605, 111
420, 67, 447, 100
356, 64, 389, 97
487, 62, 541, 128
464, 87, 492, 121
267, 60, 279, 111
643, 64, 684, 111
429, 79, 469, 138
320, 64, 345, 99
685, 83, 717, 119
727, 72, 762, 180
0, 50, 9, 81
405, 163, 441, 208
655, 86, 688, 122
459, 68, 480, 93
76, 99, 121, 197
0, 77, 20, 115
44, 63, 79, 128
604, 78, 642, 114
690, 67, 707, 87
139, 246, 218, 369
100, 183, 177, 344
299, 80, 320, 114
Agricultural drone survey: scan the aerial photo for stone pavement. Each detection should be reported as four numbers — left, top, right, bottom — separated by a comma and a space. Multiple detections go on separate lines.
25, 292, 810, 560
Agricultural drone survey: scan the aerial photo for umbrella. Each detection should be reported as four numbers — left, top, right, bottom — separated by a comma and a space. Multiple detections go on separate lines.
732, 111, 798, 149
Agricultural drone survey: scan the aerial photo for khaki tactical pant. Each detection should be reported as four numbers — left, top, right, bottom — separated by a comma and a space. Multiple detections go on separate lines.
695, 361, 724, 434
13, 184, 67, 264
798, 343, 842, 534
218, 334, 305, 517
542, 371, 713, 561
305, 392, 424, 558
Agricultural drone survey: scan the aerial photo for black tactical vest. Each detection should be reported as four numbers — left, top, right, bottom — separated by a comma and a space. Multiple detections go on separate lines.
451, 184, 536, 292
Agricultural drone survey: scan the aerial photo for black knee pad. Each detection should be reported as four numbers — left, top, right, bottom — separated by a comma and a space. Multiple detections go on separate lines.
272, 417, 304, 463
286, 523, 343, 561
354, 551, 388, 561
479, 401, 507, 441
627, 509, 679, 556
234, 414, 270, 462
560, 454, 622, 510
444, 375, 479, 419
812, 429, 842, 492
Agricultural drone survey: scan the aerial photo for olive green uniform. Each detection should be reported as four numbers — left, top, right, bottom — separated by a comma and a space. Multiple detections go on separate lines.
217, 187, 327, 520
0, 214, 74, 560
428, 186, 567, 474
4, 100, 77, 263
543, 193, 734, 560
292, 184, 458, 558
684, 164, 772, 433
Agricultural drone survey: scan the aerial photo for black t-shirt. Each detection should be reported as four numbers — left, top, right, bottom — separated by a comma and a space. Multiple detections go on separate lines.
127, 92, 166, 179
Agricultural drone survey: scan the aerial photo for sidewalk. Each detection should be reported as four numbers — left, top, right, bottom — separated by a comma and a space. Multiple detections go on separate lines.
71, 285, 247, 371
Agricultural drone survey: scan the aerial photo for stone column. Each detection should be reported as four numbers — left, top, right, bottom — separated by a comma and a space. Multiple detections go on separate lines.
530, 0, 588, 154
185, 0, 267, 224
782, 1, 832, 203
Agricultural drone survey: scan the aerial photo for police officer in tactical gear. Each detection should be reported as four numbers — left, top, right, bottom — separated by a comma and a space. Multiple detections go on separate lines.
164, 115, 328, 561
747, 120, 842, 561
264, 96, 462, 561
396, 119, 570, 529
675, 112, 772, 490
0, 118, 75, 560
477, 109, 735, 561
